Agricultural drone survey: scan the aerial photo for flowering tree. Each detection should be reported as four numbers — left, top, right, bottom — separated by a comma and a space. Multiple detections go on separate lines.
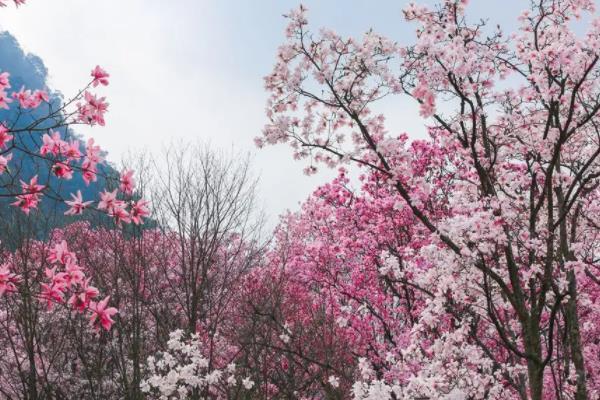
0, 234, 117, 398
151, 144, 263, 336
0, 60, 148, 331
231, 241, 356, 399
0, 3, 152, 398
0, 62, 148, 223
0, 142, 264, 399
258, 1, 600, 399
0, 0, 150, 301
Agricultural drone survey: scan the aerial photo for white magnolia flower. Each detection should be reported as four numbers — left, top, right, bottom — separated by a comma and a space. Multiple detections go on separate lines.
242, 377, 255, 390
328, 375, 340, 388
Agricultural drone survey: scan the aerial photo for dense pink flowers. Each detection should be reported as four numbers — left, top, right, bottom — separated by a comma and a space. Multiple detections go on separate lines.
0, 63, 148, 225
42, 241, 114, 326
0, 238, 117, 334
4, 1, 600, 399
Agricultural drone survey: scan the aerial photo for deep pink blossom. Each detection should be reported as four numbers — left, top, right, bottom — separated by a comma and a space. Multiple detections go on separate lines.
130, 199, 150, 225
52, 162, 74, 180
68, 280, 99, 313
89, 296, 118, 331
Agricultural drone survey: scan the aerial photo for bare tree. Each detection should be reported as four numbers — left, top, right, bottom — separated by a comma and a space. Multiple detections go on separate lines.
150, 143, 264, 397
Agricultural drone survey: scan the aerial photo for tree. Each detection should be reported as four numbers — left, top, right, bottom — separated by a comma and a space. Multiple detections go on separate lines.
151, 143, 263, 336
0, 4, 148, 398
149, 143, 264, 399
258, 1, 600, 399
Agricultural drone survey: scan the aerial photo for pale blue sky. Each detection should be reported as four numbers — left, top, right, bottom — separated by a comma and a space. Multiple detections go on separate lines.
0, 1, 526, 224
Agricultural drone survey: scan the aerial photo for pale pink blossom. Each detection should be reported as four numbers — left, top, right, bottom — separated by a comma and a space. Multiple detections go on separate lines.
64, 190, 93, 216
90, 65, 110, 87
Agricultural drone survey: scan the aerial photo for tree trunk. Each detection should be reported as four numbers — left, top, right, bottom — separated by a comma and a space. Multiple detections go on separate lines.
523, 317, 544, 400
566, 270, 588, 400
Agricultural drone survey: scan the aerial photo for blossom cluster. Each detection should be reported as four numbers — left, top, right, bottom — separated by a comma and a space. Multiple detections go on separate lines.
141, 330, 254, 399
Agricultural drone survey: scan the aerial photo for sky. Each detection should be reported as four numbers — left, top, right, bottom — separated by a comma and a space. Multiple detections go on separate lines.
0, 0, 525, 226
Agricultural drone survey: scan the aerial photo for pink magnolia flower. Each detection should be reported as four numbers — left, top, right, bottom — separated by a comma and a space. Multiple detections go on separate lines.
130, 199, 150, 225
109, 203, 131, 225
98, 189, 118, 212
63, 140, 82, 160
0, 89, 13, 109
85, 138, 102, 163
32, 89, 49, 103
47, 240, 76, 265
65, 190, 93, 216
78, 91, 108, 126
10, 86, 44, 108
89, 296, 118, 331
0, 71, 10, 90
40, 130, 65, 156
0, 123, 12, 148
0, 153, 11, 174
81, 160, 98, 185
64, 260, 85, 288
11, 194, 40, 214
12, 176, 44, 213
22, 175, 44, 194
12, 86, 32, 108
90, 65, 110, 87
68, 280, 99, 313
0, 263, 20, 296
40, 282, 66, 309
51, 273, 68, 287
52, 162, 74, 180
119, 169, 135, 195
